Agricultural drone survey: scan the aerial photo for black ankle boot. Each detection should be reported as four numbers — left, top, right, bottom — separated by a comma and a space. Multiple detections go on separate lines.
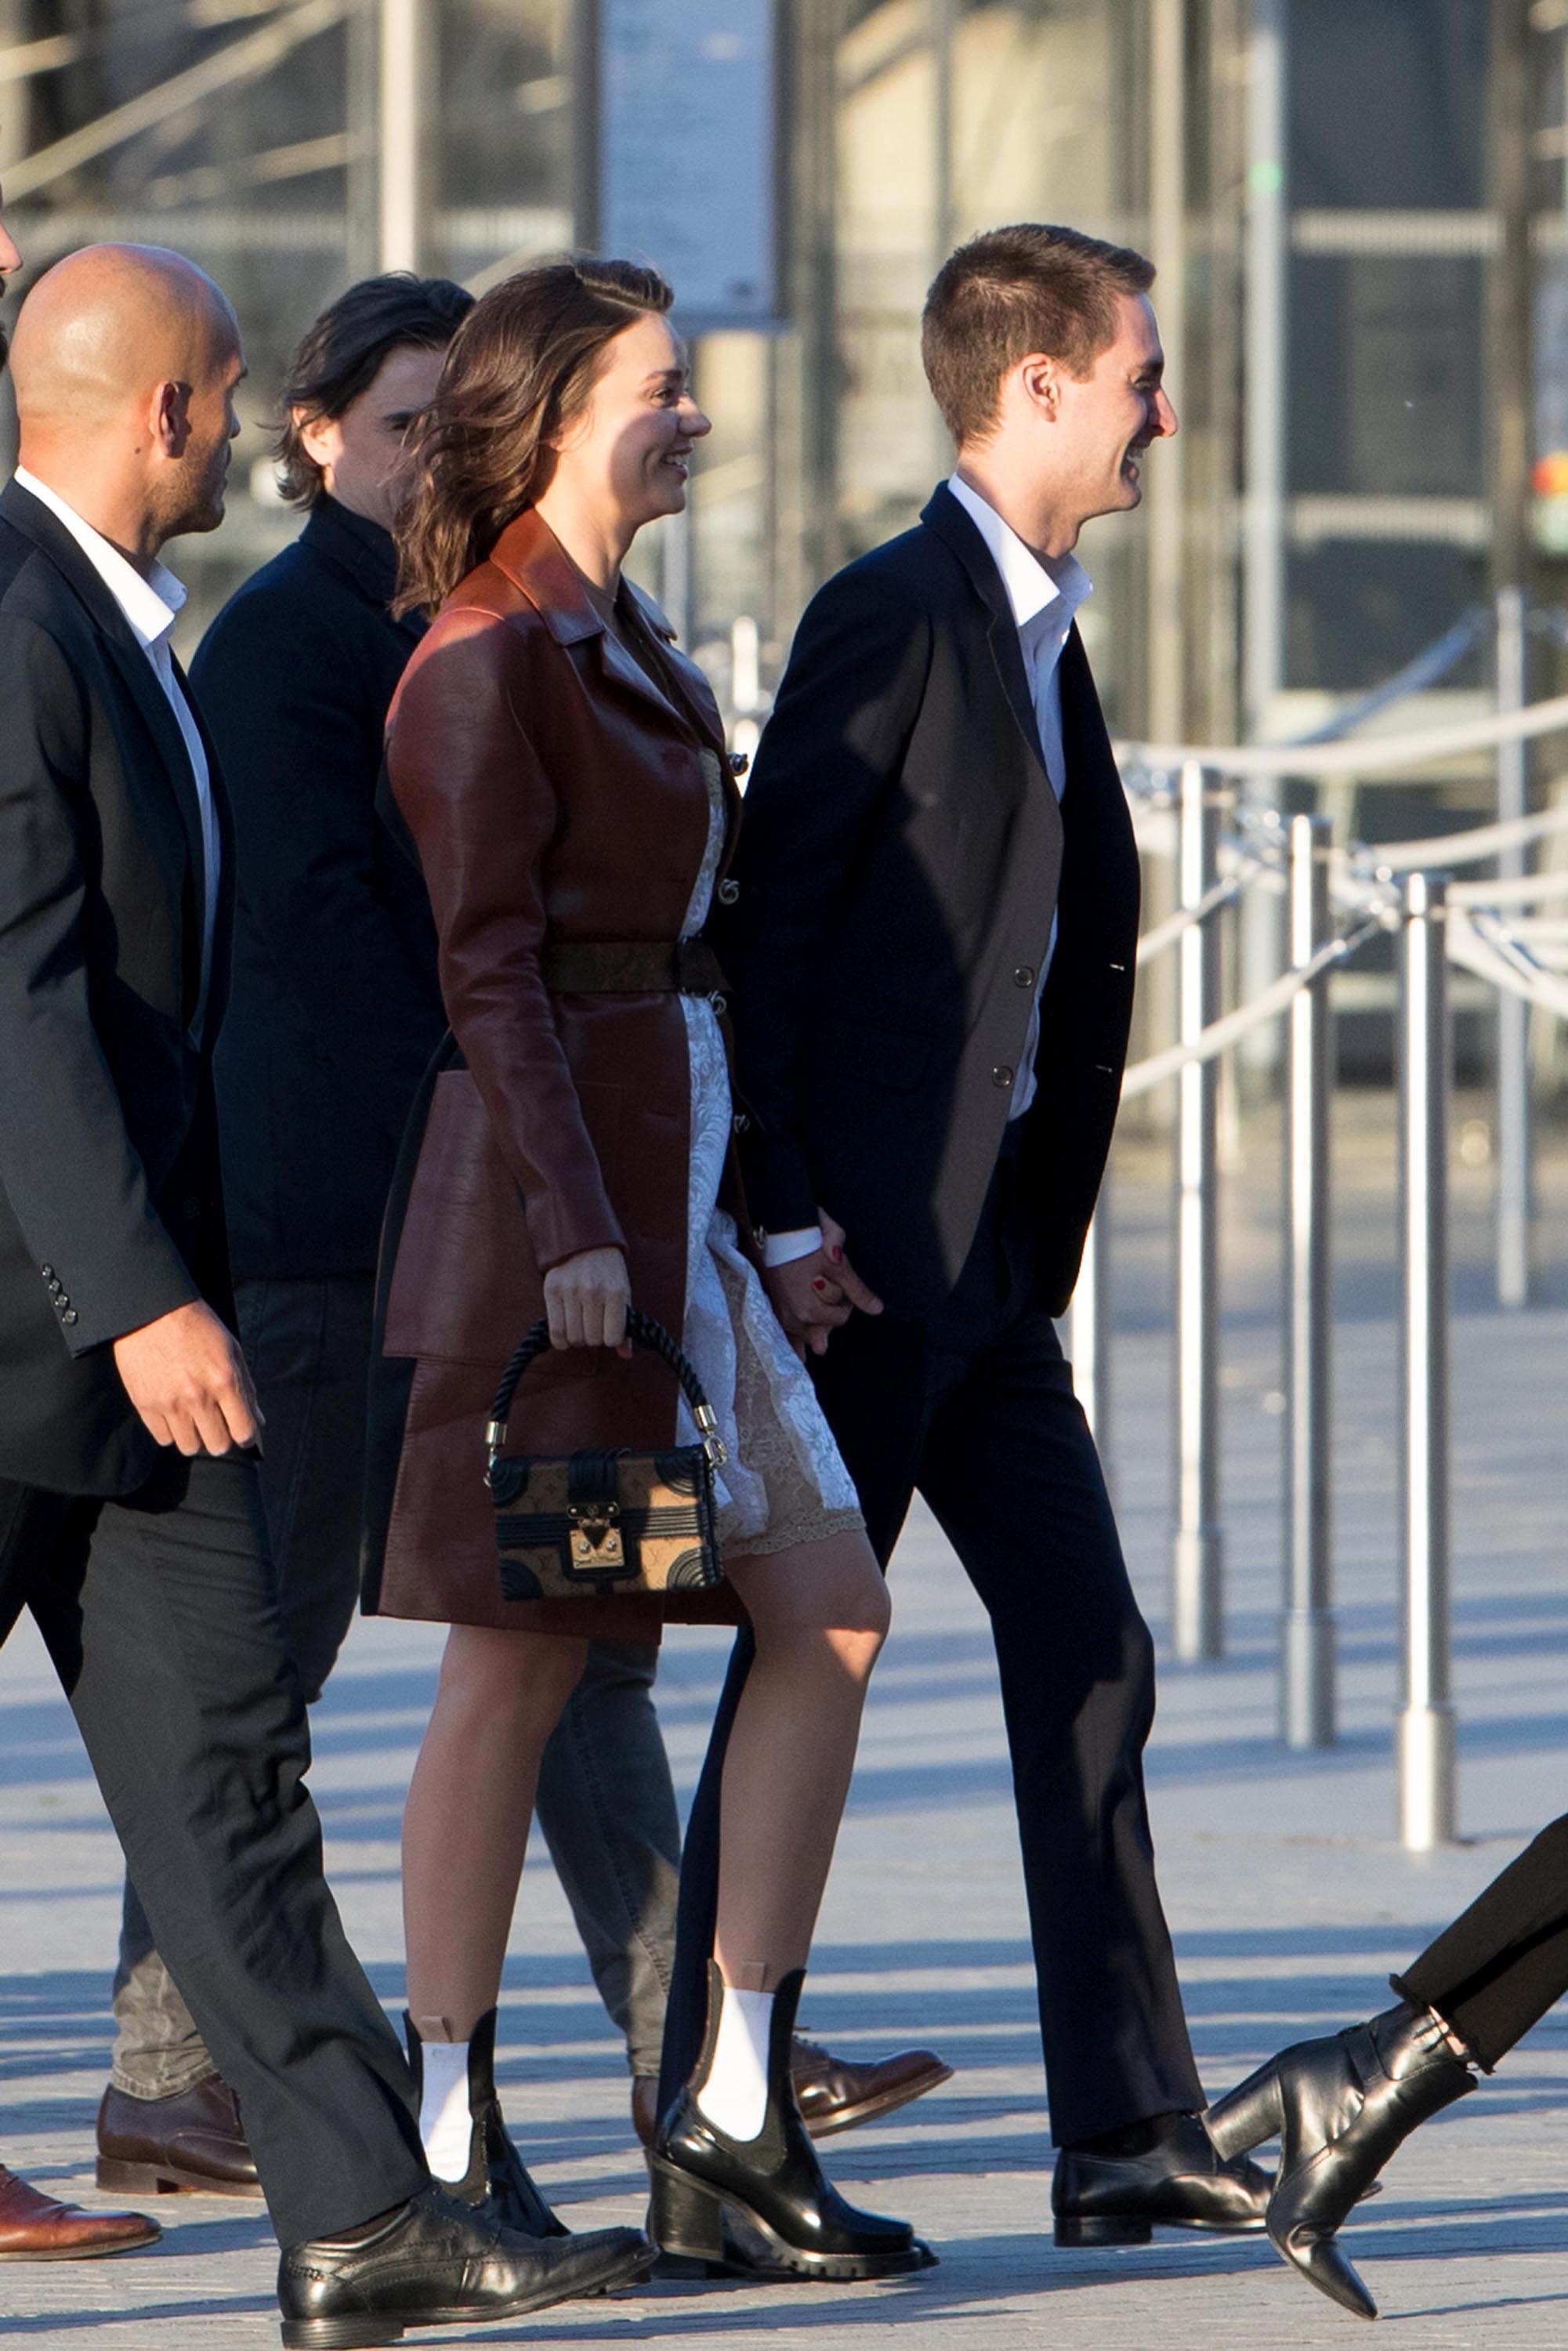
404, 2009, 566, 2241
649, 1964, 933, 2280
1206, 2000, 1475, 2319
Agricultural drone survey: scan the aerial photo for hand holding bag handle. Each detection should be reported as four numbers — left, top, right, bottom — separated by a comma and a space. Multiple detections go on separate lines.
485, 1306, 729, 1478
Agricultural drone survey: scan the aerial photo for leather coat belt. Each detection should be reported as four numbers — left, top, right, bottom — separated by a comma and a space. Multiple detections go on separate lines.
541, 938, 729, 996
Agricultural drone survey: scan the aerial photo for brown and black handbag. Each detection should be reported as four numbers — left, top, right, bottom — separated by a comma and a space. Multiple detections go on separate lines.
487, 1308, 728, 1604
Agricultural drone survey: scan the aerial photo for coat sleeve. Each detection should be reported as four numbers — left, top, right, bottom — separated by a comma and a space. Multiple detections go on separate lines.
190, 589, 442, 1098
0, 613, 199, 1354
723, 567, 932, 1233
386, 606, 627, 1273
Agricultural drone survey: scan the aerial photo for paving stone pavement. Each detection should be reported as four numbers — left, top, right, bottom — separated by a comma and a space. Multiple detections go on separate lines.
5, 1099, 1568, 2348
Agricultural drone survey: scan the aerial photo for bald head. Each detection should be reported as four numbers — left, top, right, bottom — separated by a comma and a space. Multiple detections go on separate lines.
13, 244, 236, 430
12, 245, 244, 563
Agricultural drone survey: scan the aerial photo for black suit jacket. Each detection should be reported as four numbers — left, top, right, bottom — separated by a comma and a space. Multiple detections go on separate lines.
0, 477, 235, 1496
191, 498, 444, 1280
719, 482, 1139, 1320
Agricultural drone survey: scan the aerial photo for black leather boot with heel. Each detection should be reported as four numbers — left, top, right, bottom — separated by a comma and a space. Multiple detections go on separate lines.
1205, 2000, 1476, 2318
404, 2010, 566, 2241
648, 1964, 933, 2281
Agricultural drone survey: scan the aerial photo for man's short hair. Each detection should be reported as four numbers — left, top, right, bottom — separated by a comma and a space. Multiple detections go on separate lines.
275, 271, 473, 507
922, 223, 1156, 446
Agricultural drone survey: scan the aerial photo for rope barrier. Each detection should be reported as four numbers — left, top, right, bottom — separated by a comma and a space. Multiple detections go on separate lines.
1117, 688, 1568, 781
1120, 916, 1386, 1100
1343, 800, 1568, 875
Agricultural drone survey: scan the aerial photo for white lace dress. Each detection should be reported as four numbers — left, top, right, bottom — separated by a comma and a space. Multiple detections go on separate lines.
674, 750, 864, 1557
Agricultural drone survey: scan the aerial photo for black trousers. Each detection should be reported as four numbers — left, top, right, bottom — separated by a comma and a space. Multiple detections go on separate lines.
1396, 1813, 1568, 2070
660, 1131, 1204, 2145
0, 1454, 426, 2245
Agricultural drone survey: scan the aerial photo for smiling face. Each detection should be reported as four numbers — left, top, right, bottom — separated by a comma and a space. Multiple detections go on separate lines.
1049, 293, 1175, 525
550, 309, 710, 538
297, 340, 449, 527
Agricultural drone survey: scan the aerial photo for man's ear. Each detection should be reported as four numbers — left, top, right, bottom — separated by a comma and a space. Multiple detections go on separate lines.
154, 379, 193, 458
296, 406, 339, 471
1017, 353, 1059, 421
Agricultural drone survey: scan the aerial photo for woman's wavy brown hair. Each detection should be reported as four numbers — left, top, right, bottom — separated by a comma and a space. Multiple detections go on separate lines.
393, 256, 674, 616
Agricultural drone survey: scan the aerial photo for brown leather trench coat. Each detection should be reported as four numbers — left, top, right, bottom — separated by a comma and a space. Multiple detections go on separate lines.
361, 509, 749, 1635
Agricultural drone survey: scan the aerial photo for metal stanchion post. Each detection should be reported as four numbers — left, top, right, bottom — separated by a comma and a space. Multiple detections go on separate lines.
1172, 759, 1223, 1661
1397, 872, 1457, 1849
1070, 1192, 1112, 1496
1494, 585, 1533, 1307
1280, 814, 1335, 1746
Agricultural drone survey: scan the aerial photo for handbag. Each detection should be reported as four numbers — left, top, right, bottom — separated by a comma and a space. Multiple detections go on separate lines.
486, 1307, 729, 1604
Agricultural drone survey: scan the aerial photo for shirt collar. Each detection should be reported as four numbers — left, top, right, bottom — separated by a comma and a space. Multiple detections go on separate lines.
945, 470, 1092, 639
14, 466, 186, 653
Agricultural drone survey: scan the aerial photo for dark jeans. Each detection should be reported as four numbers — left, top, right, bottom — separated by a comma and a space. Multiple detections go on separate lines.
661, 1130, 1204, 2145
1396, 1813, 1568, 2069
0, 1456, 425, 2244
117, 1274, 682, 2093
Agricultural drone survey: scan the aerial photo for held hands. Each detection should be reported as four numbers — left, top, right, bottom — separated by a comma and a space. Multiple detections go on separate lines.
762, 1210, 882, 1358
544, 1245, 634, 1355
112, 1299, 264, 1457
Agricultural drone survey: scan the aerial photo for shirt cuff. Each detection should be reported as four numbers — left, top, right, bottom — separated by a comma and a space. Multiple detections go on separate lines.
762, 1225, 824, 1269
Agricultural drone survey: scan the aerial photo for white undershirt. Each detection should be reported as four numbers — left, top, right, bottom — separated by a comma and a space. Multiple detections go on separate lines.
762, 476, 1093, 1270
14, 466, 220, 1034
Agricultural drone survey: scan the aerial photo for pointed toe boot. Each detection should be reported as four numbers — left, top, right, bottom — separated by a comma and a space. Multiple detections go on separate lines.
404, 2010, 567, 2241
1206, 2000, 1475, 2318
648, 1964, 933, 2281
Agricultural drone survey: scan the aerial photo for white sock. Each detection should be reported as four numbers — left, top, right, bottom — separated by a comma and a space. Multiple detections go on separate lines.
695, 1985, 774, 2142
418, 2040, 473, 2183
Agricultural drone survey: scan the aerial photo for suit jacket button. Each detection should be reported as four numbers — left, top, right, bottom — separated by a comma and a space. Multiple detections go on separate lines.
992, 1065, 1014, 1089
40, 1265, 53, 1281
709, 992, 727, 1016
733, 1111, 751, 1134
182, 1197, 202, 1220
61, 1308, 78, 1326
1013, 965, 1035, 988
728, 752, 749, 778
718, 878, 741, 905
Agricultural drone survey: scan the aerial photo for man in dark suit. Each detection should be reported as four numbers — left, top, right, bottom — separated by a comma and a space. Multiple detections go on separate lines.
0, 237, 646, 2331
669, 223, 1269, 2246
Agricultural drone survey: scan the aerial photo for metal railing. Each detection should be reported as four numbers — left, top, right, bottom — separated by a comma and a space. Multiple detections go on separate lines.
1098, 690, 1568, 1852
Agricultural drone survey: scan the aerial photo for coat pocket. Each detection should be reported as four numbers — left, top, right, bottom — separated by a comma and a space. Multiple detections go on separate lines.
384, 1067, 623, 1370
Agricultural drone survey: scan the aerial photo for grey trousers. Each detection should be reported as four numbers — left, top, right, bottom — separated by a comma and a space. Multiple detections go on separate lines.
114, 1275, 681, 2098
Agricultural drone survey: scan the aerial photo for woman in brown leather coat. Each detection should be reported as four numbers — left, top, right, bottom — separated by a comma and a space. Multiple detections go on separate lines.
364, 259, 923, 2280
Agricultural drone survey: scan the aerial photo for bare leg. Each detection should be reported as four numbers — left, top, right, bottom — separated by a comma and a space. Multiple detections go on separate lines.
713, 1529, 889, 1986
403, 1625, 590, 2036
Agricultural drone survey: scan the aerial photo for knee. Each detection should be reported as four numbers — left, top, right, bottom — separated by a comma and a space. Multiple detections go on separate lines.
434, 1628, 588, 1734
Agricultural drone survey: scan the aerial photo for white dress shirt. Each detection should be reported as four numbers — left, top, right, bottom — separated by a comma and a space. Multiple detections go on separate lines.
14, 467, 220, 1033
944, 469, 1091, 1118
764, 475, 1093, 1270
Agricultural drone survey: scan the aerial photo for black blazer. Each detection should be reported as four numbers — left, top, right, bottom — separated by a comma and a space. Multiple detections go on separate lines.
191, 498, 444, 1281
719, 482, 1140, 1320
0, 477, 234, 1496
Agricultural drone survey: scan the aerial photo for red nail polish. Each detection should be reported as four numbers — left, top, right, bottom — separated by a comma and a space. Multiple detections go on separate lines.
829, 1245, 843, 1262
813, 1277, 829, 1292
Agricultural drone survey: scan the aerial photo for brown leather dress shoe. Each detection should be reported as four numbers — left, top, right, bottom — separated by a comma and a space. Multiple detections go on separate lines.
0, 2165, 159, 2259
632, 2036, 954, 2149
96, 2076, 261, 2197
790, 2034, 954, 2137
